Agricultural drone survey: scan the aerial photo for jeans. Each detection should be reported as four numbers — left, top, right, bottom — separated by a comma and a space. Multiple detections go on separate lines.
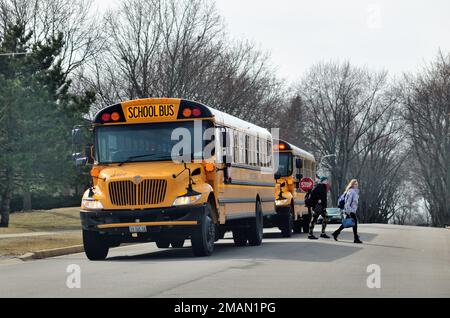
335, 212, 358, 239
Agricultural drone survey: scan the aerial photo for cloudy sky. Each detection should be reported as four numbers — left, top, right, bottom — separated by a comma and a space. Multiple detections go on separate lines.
96, 0, 450, 82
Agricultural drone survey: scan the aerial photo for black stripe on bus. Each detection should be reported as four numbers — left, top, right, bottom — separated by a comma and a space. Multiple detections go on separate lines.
219, 197, 274, 205
225, 212, 255, 220
225, 179, 276, 188
225, 209, 276, 220
230, 163, 263, 172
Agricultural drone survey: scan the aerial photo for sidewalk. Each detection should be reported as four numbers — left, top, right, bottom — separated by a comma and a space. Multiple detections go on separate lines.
0, 230, 79, 239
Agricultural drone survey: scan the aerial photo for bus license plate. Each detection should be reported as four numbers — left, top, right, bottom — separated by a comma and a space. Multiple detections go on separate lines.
129, 226, 147, 233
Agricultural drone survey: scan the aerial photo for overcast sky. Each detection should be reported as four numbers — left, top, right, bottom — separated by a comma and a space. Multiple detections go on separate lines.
96, 0, 450, 82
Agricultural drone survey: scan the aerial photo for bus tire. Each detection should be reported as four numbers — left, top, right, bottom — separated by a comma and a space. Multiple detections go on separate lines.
171, 239, 185, 248
155, 239, 170, 248
303, 213, 311, 233
280, 208, 293, 238
233, 229, 248, 246
248, 199, 263, 246
83, 230, 109, 261
191, 203, 215, 257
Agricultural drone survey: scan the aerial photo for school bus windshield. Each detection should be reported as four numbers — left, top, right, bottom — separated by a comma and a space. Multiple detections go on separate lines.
95, 120, 214, 164
275, 152, 293, 177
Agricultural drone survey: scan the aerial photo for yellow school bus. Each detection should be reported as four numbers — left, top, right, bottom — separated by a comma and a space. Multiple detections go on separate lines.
267, 139, 316, 237
73, 98, 276, 259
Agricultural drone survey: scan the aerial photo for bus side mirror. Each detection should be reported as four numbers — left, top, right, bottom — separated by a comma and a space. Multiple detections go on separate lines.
72, 128, 83, 145
296, 159, 303, 169
72, 153, 88, 167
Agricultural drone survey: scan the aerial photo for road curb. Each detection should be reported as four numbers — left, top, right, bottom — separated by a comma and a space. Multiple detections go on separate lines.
18, 245, 84, 261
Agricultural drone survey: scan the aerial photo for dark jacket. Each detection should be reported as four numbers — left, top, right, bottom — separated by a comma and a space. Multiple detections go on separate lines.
311, 183, 328, 208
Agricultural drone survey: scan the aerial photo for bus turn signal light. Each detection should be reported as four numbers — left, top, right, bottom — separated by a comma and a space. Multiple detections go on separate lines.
204, 162, 215, 172
183, 108, 192, 117
90, 167, 102, 178
111, 112, 120, 121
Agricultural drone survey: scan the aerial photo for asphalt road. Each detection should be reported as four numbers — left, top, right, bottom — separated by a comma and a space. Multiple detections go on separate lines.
0, 224, 449, 298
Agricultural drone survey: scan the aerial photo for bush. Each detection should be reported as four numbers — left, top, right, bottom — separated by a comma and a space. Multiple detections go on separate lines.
10, 193, 81, 212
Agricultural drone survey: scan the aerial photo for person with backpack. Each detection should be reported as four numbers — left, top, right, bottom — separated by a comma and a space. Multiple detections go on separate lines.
332, 179, 362, 244
308, 176, 330, 240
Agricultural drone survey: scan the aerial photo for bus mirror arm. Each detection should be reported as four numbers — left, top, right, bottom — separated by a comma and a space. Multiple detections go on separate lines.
173, 162, 201, 197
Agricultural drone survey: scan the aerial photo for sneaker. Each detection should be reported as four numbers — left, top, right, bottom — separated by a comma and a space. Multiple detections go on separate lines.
354, 238, 363, 244
308, 235, 319, 240
332, 232, 339, 241
320, 233, 330, 239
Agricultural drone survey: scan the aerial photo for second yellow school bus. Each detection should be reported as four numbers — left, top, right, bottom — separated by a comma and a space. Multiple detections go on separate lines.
74, 98, 276, 259
266, 139, 316, 237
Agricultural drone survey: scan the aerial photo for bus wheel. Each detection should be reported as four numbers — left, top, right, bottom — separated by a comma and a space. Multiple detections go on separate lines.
233, 229, 248, 246
171, 239, 185, 248
215, 228, 226, 242
302, 213, 311, 233
83, 230, 109, 261
155, 239, 170, 248
248, 200, 263, 246
280, 207, 293, 238
191, 203, 215, 257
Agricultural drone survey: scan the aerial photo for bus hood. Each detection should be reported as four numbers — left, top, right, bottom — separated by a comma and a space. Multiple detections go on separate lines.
89, 161, 208, 209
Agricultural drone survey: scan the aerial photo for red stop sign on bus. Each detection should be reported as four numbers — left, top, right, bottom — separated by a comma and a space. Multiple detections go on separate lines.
300, 178, 314, 192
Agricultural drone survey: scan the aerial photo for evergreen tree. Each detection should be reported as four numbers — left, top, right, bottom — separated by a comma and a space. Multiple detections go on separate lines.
0, 22, 94, 226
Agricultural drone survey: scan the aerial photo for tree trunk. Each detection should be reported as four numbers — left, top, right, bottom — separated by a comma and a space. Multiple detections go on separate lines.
22, 187, 32, 212
0, 189, 11, 227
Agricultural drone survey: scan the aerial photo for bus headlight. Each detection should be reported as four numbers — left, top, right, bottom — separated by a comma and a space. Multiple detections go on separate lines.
173, 194, 202, 206
275, 198, 289, 206
82, 198, 104, 210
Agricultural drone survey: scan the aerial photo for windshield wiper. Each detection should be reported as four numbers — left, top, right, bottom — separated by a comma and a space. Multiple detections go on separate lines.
118, 154, 172, 166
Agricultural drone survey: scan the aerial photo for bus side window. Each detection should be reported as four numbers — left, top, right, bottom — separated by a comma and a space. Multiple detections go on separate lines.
256, 136, 260, 167
233, 131, 238, 163
245, 135, 249, 165
266, 140, 272, 168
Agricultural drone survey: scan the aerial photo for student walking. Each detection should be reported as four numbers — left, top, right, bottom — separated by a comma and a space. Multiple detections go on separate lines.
308, 176, 330, 240
333, 179, 362, 244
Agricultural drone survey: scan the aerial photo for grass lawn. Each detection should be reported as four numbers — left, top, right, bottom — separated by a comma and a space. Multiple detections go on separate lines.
0, 207, 83, 257
0, 232, 82, 256
0, 207, 81, 234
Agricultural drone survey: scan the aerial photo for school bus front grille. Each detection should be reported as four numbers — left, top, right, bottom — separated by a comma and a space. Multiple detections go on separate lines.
108, 180, 167, 206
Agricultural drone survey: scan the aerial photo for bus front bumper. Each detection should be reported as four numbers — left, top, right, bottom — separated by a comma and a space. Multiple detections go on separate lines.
80, 205, 205, 235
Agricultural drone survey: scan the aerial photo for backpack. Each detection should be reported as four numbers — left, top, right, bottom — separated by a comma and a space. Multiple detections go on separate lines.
305, 190, 314, 208
338, 193, 346, 210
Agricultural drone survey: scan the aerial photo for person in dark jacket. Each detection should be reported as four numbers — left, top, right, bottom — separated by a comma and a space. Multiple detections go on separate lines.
308, 176, 330, 240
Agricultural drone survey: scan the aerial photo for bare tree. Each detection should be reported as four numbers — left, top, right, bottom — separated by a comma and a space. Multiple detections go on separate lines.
79, 0, 282, 128
297, 61, 397, 205
351, 106, 406, 223
0, 0, 104, 79
400, 51, 450, 227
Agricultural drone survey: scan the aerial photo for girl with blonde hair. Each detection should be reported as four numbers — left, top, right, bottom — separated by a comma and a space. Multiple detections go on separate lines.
332, 179, 362, 243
